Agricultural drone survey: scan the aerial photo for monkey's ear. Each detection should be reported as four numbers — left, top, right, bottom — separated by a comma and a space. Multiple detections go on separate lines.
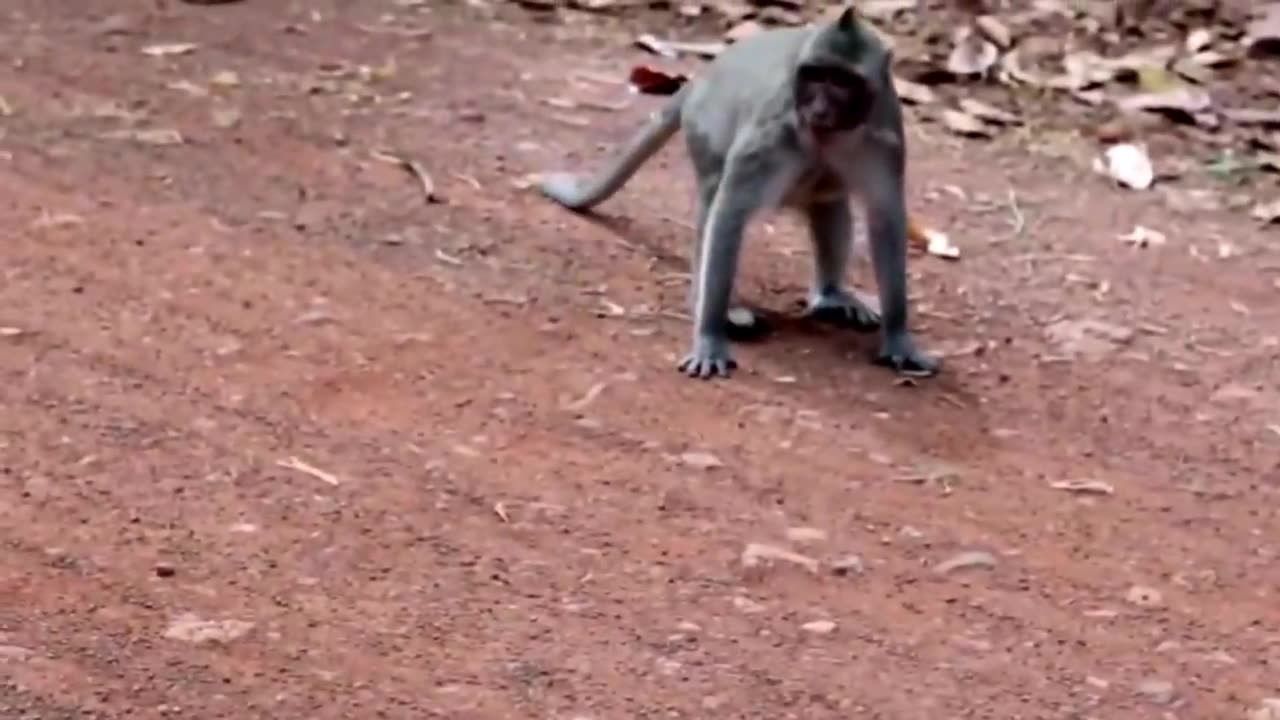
837, 5, 857, 30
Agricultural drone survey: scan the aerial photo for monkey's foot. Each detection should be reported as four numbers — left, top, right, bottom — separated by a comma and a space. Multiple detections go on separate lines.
874, 336, 941, 377
804, 289, 880, 332
677, 336, 738, 379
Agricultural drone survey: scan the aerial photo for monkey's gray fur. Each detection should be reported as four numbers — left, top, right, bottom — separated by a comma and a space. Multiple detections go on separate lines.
539, 6, 940, 380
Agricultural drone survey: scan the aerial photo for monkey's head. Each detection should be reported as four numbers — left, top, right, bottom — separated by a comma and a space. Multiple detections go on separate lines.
793, 6, 888, 139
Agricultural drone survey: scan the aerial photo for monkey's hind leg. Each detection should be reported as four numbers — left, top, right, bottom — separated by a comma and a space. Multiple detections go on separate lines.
803, 199, 881, 332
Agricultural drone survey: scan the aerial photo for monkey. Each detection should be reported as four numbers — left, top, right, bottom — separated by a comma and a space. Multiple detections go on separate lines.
538, 5, 940, 380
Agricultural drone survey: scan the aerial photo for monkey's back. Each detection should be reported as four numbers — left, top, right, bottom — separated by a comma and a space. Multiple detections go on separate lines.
679, 26, 815, 159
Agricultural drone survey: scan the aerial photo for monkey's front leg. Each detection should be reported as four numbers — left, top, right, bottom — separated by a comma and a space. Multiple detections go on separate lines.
678, 178, 757, 379
865, 178, 941, 376
805, 199, 881, 332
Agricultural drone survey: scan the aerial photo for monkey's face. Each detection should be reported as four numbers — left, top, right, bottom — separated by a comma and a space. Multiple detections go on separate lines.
794, 63, 875, 138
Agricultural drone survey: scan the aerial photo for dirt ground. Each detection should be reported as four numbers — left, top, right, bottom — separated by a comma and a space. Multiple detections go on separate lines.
1, 1, 1279, 718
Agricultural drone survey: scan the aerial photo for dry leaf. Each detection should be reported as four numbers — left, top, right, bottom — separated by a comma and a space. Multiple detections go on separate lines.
933, 550, 997, 574
946, 26, 999, 77
858, 0, 917, 21
210, 70, 241, 87
999, 48, 1052, 87
628, 65, 688, 95
371, 149, 440, 203
740, 543, 819, 574
1184, 27, 1214, 53
1252, 199, 1280, 224
679, 451, 723, 469
1118, 225, 1167, 247
99, 128, 186, 145
941, 109, 993, 137
1061, 51, 1119, 90
1050, 479, 1116, 495
1245, 3, 1280, 58
210, 106, 241, 129
1222, 108, 1280, 127
974, 15, 1013, 49
894, 76, 937, 105
1095, 143, 1154, 189
916, 224, 960, 259
142, 42, 198, 57
725, 20, 763, 42
635, 33, 724, 59
1117, 85, 1212, 120
1135, 64, 1180, 94
276, 456, 340, 485
958, 97, 1020, 125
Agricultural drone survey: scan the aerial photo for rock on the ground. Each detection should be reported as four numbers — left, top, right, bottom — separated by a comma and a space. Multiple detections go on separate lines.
1135, 678, 1176, 705
163, 613, 255, 644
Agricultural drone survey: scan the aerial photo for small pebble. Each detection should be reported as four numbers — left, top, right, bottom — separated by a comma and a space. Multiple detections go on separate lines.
1135, 678, 1175, 705
155, 563, 176, 578
1125, 584, 1163, 608
829, 554, 865, 576
801, 619, 837, 635
785, 526, 828, 544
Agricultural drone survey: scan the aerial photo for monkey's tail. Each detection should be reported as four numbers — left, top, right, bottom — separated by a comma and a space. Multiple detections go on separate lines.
538, 87, 687, 211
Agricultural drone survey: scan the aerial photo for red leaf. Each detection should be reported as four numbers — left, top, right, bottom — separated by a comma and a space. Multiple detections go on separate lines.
628, 65, 688, 96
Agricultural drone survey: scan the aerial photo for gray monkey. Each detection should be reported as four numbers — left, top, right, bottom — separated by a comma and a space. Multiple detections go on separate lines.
539, 6, 940, 380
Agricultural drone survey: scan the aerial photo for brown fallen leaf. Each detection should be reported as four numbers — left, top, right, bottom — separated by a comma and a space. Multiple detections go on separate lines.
1245, 3, 1280, 58
946, 26, 999, 77
974, 15, 1013, 49
1182, 27, 1213, 53
142, 42, 198, 57
1050, 479, 1116, 495
1095, 143, 1155, 190
725, 19, 763, 42
1117, 85, 1212, 121
99, 128, 185, 145
1252, 199, 1280, 224
941, 109, 993, 137
958, 97, 1020, 125
1222, 108, 1280, 127
628, 65, 688, 96
741, 543, 820, 574
857, 0, 917, 21
635, 33, 724, 59
1062, 50, 1120, 90
894, 76, 937, 105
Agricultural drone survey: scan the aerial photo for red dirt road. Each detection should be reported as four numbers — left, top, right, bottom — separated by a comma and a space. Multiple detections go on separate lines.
2, 2, 1279, 718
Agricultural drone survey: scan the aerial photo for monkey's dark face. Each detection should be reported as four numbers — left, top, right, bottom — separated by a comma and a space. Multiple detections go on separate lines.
794, 63, 874, 138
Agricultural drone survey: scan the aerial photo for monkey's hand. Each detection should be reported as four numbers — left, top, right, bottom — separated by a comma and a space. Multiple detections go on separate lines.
805, 289, 881, 333
677, 334, 738, 379
874, 334, 940, 377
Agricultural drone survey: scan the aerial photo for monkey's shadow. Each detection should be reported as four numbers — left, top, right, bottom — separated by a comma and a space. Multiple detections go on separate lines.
583, 212, 878, 349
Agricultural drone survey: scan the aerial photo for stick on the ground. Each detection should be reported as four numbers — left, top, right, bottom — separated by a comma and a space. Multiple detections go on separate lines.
372, 149, 440, 203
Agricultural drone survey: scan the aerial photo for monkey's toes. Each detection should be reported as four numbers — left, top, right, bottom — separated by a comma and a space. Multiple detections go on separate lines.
677, 354, 737, 379
874, 348, 941, 377
809, 303, 881, 332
